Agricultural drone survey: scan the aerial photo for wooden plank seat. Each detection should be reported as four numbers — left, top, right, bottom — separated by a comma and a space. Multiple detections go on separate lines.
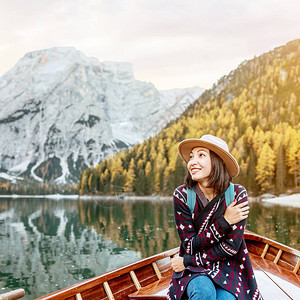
128, 275, 171, 299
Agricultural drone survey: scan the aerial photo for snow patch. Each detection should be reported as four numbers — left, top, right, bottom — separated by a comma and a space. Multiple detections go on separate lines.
0, 172, 23, 182
0, 47, 203, 184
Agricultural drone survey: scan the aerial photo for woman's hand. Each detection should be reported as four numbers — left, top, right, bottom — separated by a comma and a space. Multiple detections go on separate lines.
224, 200, 249, 225
170, 256, 185, 272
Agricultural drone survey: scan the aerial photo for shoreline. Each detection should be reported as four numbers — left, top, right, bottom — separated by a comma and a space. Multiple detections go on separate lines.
0, 193, 299, 206
0, 194, 80, 199
0, 193, 172, 201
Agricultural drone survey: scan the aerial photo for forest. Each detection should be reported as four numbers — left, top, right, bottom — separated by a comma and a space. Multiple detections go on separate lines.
79, 40, 300, 197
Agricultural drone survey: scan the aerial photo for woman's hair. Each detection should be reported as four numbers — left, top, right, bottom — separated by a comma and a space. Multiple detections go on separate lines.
184, 150, 232, 193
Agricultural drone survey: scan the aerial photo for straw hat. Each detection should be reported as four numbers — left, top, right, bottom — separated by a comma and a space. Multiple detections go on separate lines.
178, 134, 239, 178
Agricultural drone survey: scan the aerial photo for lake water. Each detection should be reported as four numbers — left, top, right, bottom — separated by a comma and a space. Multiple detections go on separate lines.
0, 197, 299, 299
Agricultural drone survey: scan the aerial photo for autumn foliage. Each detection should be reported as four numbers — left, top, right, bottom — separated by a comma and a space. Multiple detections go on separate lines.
79, 40, 300, 196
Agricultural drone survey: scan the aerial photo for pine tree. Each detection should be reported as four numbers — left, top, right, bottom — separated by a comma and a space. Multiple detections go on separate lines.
135, 168, 146, 195
275, 144, 287, 194
88, 172, 96, 193
287, 142, 300, 188
79, 169, 89, 195
256, 143, 276, 192
145, 161, 154, 194
124, 158, 136, 192
246, 146, 259, 194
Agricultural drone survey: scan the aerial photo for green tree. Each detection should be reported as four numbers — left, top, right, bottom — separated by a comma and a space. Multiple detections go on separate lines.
275, 144, 287, 194
135, 168, 146, 195
287, 143, 300, 188
246, 146, 259, 194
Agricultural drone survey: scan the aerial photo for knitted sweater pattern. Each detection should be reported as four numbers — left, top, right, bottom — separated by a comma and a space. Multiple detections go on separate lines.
167, 184, 261, 300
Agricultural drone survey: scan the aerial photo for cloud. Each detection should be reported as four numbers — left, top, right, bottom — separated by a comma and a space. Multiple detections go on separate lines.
0, 0, 299, 89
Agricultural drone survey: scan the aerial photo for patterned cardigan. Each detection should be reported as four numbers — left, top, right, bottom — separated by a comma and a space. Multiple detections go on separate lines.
167, 184, 261, 300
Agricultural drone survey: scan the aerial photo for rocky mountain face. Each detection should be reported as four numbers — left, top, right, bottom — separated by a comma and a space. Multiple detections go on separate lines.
0, 47, 203, 184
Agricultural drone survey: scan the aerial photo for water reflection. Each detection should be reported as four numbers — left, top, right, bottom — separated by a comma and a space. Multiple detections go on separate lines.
78, 199, 179, 258
0, 198, 141, 299
247, 202, 299, 249
0, 197, 299, 299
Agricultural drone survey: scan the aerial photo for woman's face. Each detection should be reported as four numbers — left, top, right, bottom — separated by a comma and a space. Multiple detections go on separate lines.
187, 147, 212, 184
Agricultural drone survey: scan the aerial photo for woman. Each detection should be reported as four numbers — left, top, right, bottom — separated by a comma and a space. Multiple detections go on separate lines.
167, 135, 261, 300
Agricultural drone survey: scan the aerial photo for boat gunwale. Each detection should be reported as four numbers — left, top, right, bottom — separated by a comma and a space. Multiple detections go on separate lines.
244, 230, 300, 258
34, 247, 179, 300
35, 231, 300, 299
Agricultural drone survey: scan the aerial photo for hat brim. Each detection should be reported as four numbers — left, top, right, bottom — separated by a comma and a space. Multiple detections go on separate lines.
178, 139, 239, 178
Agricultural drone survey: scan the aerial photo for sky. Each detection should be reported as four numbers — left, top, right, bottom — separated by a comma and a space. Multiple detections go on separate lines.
0, 0, 299, 90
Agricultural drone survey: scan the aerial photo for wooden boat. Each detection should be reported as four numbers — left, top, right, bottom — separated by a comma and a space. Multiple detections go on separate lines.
2, 230, 300, 300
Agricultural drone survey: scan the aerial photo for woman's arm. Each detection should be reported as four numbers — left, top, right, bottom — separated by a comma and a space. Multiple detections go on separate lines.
187, 198, 249, 254
183, 186, 248, 268
173, 186, 233, 254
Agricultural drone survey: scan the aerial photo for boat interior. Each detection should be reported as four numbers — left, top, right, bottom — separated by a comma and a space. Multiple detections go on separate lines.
1, 231, 299, 300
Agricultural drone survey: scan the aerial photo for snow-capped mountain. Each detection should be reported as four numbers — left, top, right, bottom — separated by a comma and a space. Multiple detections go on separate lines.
0, 47, 203, 183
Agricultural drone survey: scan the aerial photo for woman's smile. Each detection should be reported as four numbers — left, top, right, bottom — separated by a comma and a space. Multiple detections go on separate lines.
190, 166, 202, 175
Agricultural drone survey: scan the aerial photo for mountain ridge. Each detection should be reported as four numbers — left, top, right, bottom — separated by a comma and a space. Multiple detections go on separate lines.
79, 39, 300, 196
0, 47, 203, 187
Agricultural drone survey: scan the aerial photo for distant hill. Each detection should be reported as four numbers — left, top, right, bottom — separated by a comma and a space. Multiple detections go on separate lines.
0, 47, 203, 192
79, 39, 300, 196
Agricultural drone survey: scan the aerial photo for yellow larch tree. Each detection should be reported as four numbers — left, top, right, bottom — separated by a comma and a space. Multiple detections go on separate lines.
124, 158, 136, 192
256, 143, 276, 192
